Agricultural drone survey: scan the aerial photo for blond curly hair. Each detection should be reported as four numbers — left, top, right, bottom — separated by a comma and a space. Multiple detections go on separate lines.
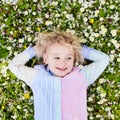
34, 31, 84, 65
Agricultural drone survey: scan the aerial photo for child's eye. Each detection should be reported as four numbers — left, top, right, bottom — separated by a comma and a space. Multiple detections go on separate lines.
67, 57, 72, 60
54, 57, 60, 59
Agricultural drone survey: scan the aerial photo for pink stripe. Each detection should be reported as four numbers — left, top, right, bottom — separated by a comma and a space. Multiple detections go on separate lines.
61, 68, 87, 120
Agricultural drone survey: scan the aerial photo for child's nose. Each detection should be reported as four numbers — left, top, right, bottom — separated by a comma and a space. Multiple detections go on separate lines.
60, 59, 66, 66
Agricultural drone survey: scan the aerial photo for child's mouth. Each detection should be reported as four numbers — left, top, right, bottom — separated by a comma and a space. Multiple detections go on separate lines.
56, 67, 67, 71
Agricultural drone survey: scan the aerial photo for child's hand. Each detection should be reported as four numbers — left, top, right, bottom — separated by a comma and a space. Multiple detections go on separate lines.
32, 45, 41, 57
33, 45, 38, 51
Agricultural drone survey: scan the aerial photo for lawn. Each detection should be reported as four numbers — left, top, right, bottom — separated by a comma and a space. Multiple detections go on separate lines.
0, 0, 120, 119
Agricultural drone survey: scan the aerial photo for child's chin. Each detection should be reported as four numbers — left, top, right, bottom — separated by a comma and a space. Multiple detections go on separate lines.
56, 73, 69, 78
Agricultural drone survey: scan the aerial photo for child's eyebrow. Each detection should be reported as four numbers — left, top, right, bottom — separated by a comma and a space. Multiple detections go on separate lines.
52, 53, 60, 56
52, 53, 74, 56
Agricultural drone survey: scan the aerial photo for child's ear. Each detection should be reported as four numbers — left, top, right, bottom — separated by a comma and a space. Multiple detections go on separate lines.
43, 54, 48, 64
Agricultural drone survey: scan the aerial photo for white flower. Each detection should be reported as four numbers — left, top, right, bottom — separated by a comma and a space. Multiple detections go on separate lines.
24, 11, 28, 15
94, 33, 99, 37
55, 14, 60, 17
19, 19, 22, 23
18, 38, 24, 43
70, 30, 75, 34
111, 30, 117, 37
91, 32, 95, 37
89, 116, 94, 119
78, 0, 83, 3
96, 114, 100, 118
10, 31, 13, 34
87, 25, 91, 29
100, 0, 105, 5
30, 96, 34, 101
11, 115, 17, 119
100, 25, 104, 29
0, 23, 5, 30
88, 97, 93, 102
105, 107, 111, 112
111, 50, 115, 54
17, 105, 21, 109
45, 14, 49, 18
108, 67, 114, 73
97, 86, 101, 92
66, 14, 74, 20
117, 58, 120, 62
89, 36, 94, 42
22, 83, 26, 89
83, 17, 88, 22
115, 43, 120, 49
2, 0, 18, 4
110, 55, 114, 62
28, 37, 32, 42
36, 18, 43, 23
1, 67, 8, 77
84, 32, 89, 37
33, 0, 37, 2
100, 26, 107, 35
66, 29, 75, 35
91, 32, 99, 37
32, 12, 36, 16
99, 78, 105, 84
73, 0, 76, 2
80, 7, 85, 13
66, 14, 70, 19
79, 65, 83, 69
95, 10, 99, 17
82, 1, 93, 8
14, 51, 18, 56
107, 43, 111, 47
51, 1, 58, 6
110, 5, 115, 9
113, 12, 119, 22
100, 17, 104, 21
80, 38, 87, 43
97, 98, 107, 104
66, 29, 71, 33
100, 92, 106, 98
111, 114, 115, 119
45, 21, 53, 26
28, 9, 32, 13
100, 117, 104, 120
87, 107, 93, 112
7, 46, 12, 50
8, 37, 13, 40
111, 39, 117, 44
62, 11, 67, 15
26, 27, 31, 31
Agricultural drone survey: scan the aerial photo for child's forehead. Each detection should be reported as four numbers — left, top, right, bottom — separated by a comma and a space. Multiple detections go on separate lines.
48, 42, 73, 49
46, 43, 74, 53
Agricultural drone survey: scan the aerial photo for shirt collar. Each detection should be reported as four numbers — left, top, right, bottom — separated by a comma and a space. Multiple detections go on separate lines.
45, 65, 55, 76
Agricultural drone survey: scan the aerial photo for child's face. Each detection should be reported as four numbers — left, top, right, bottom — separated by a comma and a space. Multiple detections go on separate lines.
43, 43, 75, 77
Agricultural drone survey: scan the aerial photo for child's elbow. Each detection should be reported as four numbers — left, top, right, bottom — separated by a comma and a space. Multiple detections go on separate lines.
104, 54, 110, 66
8, 62, 12, 71
8, 61, 14, 72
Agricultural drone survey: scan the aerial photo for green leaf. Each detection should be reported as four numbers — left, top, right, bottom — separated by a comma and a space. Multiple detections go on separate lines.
0, 47, 9, 58
99, 9, 105, 17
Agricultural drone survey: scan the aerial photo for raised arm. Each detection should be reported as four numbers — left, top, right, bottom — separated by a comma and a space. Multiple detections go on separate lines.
80, 45, 110, 87
8, 46, 39, 87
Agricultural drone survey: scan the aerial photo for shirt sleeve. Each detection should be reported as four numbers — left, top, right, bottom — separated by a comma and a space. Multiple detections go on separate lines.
80, 45, 110, 87
8, 46, 39, 87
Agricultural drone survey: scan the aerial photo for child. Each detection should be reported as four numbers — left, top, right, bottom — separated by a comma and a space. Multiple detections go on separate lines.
8, 31, 109, 120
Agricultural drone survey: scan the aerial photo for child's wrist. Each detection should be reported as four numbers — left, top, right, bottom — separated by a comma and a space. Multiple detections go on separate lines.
25, 46, 36, 59
81, 45, 89, 58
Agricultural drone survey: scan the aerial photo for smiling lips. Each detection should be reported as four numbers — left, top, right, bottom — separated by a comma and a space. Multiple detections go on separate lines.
56, 67, 67, 71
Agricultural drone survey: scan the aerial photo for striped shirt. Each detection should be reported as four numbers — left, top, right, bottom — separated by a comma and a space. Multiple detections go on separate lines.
8, 45, 109, 120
